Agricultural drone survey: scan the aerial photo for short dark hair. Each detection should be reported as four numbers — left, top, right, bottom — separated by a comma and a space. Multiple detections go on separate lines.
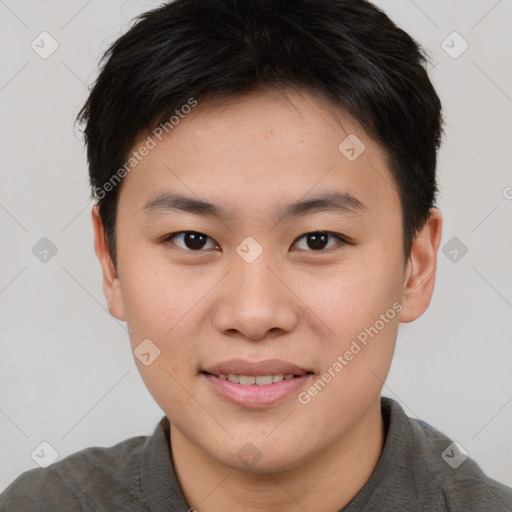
77, 0, 443, 267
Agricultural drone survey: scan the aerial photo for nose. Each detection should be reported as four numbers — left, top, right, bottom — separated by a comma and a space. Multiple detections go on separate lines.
212, 249, 300, 341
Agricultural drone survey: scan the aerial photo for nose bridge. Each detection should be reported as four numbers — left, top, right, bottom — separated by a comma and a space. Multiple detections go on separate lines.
212, 243, 299, 338
232, 243, 283, 306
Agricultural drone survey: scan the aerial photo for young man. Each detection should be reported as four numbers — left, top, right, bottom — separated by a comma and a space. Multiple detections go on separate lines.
1, 0, 511, 510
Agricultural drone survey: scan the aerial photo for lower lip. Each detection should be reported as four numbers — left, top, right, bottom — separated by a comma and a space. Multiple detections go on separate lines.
202, 373, 312, 408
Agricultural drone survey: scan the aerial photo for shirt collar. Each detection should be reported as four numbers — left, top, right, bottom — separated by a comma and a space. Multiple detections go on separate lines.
141, 415, 191, 511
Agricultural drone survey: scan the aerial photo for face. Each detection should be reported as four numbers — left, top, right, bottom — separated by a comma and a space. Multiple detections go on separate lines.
93, 87, 441, 473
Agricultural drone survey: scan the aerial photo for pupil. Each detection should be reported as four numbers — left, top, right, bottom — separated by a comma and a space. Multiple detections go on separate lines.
185, 232, 207, 250
308, 232, 328, 250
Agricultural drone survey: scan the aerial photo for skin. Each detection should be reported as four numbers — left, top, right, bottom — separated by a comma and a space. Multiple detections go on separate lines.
92, 86, 442, 512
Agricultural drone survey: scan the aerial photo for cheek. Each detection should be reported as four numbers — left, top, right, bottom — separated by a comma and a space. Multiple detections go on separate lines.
299, 271, 400, 415
119, 258, 201, 414
300, 257, 402, 336
118, 244, 200, 338
296, 254, 403, 399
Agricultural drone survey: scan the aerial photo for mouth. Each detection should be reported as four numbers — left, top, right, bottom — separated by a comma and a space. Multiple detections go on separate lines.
201, 371, 308, 385
200, 359, 314, 408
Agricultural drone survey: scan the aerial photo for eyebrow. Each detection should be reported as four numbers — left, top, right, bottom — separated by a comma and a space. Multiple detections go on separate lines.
142, 190, 367, 222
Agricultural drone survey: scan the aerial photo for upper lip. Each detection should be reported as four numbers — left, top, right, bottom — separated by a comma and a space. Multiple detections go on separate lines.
202, 359, 312, 376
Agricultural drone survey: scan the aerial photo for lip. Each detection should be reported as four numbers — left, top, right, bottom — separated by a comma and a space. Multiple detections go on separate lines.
201, 359, 314, 408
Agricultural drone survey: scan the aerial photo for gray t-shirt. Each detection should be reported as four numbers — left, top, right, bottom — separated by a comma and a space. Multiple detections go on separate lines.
1, 397, 511, 511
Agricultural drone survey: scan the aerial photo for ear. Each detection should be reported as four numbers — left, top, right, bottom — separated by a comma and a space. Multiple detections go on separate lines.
91, 205, 126, 321
399, 208, 443, 323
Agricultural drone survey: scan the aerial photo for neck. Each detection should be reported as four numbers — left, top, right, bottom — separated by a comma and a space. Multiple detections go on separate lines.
170, 398, 385, 512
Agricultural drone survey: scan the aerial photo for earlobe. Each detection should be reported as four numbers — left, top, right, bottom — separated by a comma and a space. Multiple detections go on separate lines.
91, 205, 126, 321
399, 208, 443, 323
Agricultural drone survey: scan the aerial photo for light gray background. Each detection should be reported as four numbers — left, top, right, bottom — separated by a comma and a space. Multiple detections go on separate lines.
1, 0, 511, 493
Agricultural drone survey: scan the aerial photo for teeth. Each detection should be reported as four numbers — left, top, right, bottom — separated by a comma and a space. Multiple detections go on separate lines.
255, 375, 273, 385
218, 373, 297, 385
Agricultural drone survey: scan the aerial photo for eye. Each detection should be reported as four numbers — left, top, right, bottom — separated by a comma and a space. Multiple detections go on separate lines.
163, 231, 219, 251
292, 231, 348, 251
161, 230, 350, 252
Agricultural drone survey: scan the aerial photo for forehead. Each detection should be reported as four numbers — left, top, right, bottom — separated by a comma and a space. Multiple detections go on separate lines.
118, 87, 400, 223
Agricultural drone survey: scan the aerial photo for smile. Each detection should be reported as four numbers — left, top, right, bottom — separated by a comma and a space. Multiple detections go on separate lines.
205, 372, 299, 385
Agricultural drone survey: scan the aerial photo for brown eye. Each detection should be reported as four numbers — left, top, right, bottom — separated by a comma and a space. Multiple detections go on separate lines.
293, 231, 347, 251
164, 231, 219, 251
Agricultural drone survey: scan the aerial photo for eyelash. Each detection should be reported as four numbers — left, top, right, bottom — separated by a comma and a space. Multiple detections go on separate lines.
161, 231, 351, 252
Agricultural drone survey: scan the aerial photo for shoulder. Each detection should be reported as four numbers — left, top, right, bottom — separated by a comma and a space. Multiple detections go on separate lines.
0, 432, 149, 512
405, 408, 512, 511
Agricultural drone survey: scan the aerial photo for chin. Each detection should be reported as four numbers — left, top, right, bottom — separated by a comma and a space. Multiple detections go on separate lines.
209, 437, 311, 476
